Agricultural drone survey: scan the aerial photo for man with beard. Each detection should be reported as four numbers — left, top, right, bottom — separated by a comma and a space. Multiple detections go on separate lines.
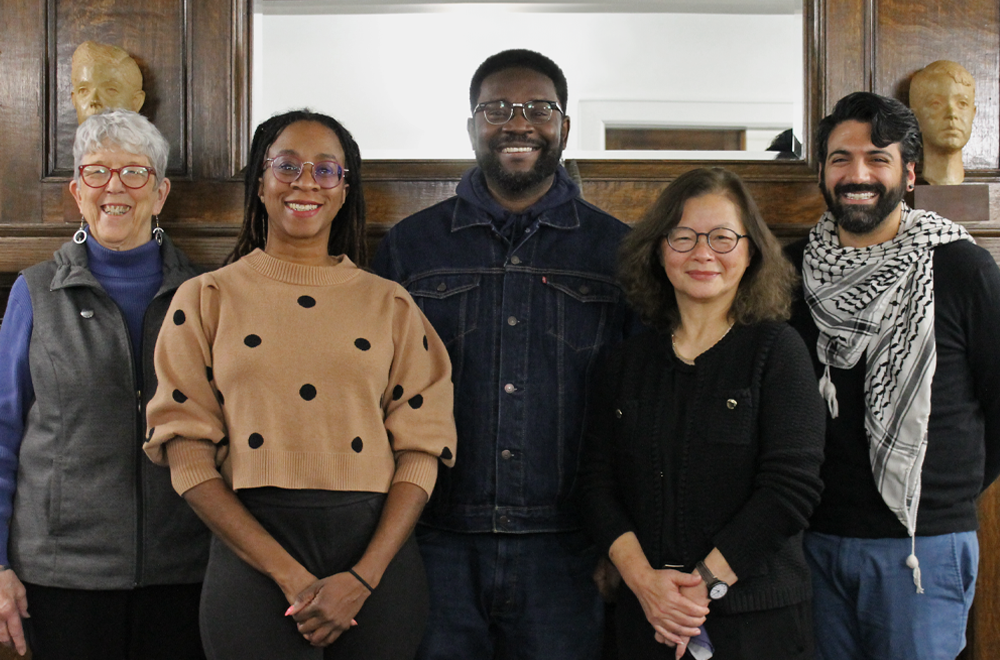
786, 92, 1000, 660
373, 49, 635, 659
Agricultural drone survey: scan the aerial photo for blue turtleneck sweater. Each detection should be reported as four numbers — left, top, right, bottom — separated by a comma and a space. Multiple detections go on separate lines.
0, 234, 162, 564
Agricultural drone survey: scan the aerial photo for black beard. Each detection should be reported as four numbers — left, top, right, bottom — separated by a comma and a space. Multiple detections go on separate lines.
820, 173, 908, 235
477, 135, 562, 195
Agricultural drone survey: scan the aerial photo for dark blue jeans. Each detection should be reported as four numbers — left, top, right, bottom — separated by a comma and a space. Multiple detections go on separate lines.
415, 528, 604, 660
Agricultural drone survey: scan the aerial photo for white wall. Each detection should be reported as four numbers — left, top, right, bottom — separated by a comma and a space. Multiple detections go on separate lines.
253, 9, 802, 159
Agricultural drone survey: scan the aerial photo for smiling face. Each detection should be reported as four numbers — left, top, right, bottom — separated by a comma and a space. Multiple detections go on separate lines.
69, 148, 169, 251
468, 67, 569, 198
911, 74, 976, 153
660, 193, 751, 312
259, 120, 348, 254
819, 119, 915, 238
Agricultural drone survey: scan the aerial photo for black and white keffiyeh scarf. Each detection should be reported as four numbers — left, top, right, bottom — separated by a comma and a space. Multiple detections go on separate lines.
803, 205, 973, 543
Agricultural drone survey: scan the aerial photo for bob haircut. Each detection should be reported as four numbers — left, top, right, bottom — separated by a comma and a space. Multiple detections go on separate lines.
469, 49, 568, 111
73, 109, 169, 183
227, 109, 367, 265
816, 91, 923, 167
618, 167, 796, 332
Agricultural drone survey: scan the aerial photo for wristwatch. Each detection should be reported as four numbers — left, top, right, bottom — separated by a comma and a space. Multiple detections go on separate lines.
695, 560, 729, 600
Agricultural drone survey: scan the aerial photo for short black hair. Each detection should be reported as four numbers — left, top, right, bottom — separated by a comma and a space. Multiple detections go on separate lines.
227, 109, 366, 265
816, 92, 922, 165
469, 49, 568, 111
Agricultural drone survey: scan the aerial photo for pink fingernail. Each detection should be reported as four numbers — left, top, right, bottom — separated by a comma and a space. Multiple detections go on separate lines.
351, 619, 358, 626
285, 605, 295, 616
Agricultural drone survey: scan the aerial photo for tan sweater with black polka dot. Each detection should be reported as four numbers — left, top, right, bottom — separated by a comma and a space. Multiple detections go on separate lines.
144, 249, 456, 498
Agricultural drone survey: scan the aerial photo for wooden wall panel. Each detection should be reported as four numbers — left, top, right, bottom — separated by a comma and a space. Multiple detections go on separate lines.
822, 0, 871, 113
0, 2, 45, 227
48, 0, 188, 176
874, 0, 1000, 171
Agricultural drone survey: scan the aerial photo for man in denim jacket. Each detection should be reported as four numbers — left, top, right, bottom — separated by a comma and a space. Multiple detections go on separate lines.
373, 49, 636, 659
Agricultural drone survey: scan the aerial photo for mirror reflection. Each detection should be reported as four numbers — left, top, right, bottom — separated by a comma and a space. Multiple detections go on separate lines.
253, 1, 803, 160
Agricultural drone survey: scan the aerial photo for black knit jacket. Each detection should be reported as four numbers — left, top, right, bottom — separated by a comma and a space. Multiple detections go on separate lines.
578, 322, 826, 614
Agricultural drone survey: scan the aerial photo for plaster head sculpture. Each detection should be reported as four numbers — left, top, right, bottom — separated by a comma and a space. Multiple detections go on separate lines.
909, 60, 976, 185
71, 41, 146, 124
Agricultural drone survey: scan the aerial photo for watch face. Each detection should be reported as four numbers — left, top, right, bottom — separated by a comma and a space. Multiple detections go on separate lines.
709, 582, 729, 599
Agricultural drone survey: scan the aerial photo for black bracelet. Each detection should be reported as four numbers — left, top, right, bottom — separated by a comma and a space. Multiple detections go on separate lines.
348, 568, 374, 593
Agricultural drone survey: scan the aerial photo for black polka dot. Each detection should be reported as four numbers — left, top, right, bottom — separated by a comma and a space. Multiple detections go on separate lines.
355, 338, 371, 351
386, 430, 394, 447
216, 390, 225, 405
423, 336, 428, 350
248, 433, 264, 449
219, 436, 230, 446
244, 334, 262, 348
300, 384, 317, 401
172, 389, 188, 403
173, 310, 186, 325
206, 366, 214, 382
392, 385, 404, 401
407, 394, 424, 409
297, 295, 316, 308
440, 447, 453, 461
351, 436, 364, 453
146, 427, 155, 441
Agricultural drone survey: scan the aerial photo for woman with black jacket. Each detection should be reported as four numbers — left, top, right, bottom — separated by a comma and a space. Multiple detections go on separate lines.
579, 168, 825, 660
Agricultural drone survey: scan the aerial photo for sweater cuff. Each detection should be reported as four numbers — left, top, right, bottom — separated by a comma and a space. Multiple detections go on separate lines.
392, 451, 439, 498
166, 437, 224, 496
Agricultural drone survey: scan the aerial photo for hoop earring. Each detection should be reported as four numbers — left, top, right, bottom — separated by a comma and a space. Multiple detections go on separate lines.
73, 217, 88, 245
152, 215, 164, 246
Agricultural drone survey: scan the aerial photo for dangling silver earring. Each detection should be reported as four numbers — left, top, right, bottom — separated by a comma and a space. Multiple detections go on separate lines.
73, 217, 88, 244
152, 215, 164, 246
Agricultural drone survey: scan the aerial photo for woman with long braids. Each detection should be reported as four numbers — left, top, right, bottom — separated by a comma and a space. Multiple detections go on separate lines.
145, 110, 457, 659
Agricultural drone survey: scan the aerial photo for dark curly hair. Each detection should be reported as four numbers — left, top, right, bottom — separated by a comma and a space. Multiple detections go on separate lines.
618, 167, 796, 332
816, 92, 923, 167
469, 49, 568, 111
227, 109, 366, 264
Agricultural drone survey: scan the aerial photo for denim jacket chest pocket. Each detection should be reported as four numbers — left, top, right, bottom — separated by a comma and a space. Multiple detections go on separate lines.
543, 273, 621, 351
406, 273, 481, 346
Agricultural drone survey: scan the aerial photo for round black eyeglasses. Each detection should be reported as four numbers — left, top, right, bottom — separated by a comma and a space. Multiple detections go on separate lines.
665, 227, 749, 254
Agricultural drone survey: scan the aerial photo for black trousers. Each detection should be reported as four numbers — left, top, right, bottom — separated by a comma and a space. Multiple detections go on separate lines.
200, 488, 428, 660
22, 581, 204, 660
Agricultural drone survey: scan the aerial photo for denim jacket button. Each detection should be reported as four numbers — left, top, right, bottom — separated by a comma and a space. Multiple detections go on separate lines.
507, 316, 518, 326
501, 449, 512, 460
504, 383, 516, 394
615, 409, 622, 419
499, 515, 510, 525
80, 309, 95, 319
436, 282, 447, 292
727, 399, 738, 409
578, 285, 591, 295
510, 256, 521, 265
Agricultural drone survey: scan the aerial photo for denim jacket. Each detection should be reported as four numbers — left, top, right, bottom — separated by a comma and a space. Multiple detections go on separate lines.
373, 166, 636, 533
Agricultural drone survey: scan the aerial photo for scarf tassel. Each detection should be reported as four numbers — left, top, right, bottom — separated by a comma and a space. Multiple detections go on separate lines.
907, 537, 925, 594
819, 365, 839, 418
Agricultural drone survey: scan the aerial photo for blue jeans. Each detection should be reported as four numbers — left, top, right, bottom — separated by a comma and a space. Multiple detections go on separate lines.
415, 528, 604, 660
804, 531, 978, 660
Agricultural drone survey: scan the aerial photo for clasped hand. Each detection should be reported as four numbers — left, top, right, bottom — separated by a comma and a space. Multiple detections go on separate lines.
633, 568, 710, 657
286, 571, 370, 647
